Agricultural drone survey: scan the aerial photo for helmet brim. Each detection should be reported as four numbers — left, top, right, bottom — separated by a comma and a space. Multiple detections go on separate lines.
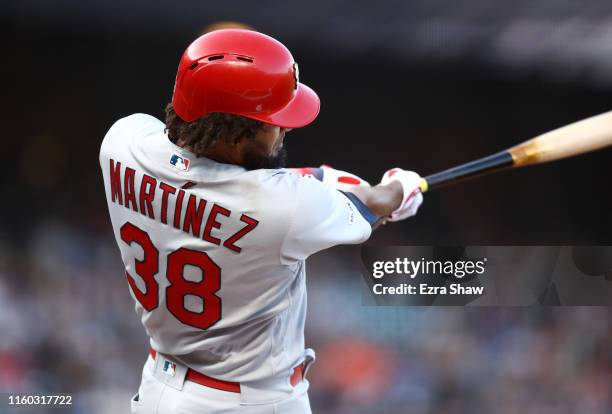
258, 82, 320, 128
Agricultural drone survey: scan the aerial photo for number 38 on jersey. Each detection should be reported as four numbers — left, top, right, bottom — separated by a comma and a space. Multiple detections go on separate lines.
120, 222, 222, 330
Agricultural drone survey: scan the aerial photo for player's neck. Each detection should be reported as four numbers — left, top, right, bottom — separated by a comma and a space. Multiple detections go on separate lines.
177, 140, 244, 167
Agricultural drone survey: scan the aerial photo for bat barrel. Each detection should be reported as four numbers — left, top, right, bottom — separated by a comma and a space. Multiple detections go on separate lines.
417, 111, 612, 193
421, 150, 514, 192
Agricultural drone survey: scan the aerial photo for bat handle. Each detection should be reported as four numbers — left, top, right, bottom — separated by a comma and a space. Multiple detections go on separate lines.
420, 150, 514, 192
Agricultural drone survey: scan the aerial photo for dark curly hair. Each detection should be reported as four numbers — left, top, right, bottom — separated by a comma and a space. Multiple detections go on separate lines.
164, 103, 265, 157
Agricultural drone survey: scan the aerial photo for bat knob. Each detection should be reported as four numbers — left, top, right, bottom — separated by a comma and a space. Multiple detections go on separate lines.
418, 178, 429, 193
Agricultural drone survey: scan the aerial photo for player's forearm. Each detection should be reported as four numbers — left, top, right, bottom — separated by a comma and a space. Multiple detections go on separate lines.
348, 181, 403, 218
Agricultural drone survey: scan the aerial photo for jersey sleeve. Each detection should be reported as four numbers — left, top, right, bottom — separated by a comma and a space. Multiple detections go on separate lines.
280, 175, 373, 264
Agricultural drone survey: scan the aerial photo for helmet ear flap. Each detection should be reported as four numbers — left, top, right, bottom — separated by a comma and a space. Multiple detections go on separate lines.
171, 29, 319, 128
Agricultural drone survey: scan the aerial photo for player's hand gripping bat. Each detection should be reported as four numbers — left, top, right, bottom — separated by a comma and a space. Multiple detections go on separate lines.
418, 111, 612, 192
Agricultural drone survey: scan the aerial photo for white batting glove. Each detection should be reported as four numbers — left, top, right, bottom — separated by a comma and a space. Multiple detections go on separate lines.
380, 168, 423, 222
289, 165, 370, 192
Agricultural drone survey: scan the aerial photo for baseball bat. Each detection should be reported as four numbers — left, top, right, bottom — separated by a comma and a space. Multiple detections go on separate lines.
418, 111, 612, 192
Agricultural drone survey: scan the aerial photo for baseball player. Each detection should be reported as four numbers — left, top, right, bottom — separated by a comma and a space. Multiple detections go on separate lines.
99, 29, 423, 413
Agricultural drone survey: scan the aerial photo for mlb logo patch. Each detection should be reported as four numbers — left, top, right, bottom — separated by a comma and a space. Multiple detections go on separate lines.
170, 153, 190, 171
162, 360, 176, 377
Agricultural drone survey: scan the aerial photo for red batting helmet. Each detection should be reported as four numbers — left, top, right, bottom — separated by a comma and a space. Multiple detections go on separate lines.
172, 29, 320, 128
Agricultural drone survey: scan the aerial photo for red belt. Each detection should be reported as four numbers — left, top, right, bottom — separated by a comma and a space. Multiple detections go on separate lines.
149, 349, 304, 393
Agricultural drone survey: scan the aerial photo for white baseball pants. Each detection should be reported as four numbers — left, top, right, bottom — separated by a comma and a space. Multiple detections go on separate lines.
130, 355, 312, 414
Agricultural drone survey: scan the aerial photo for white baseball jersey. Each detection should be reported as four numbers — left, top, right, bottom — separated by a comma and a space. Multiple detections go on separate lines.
99, 114, 372, 383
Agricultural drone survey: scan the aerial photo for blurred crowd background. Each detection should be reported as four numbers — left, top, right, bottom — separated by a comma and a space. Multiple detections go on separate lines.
1, 1, 611, 413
